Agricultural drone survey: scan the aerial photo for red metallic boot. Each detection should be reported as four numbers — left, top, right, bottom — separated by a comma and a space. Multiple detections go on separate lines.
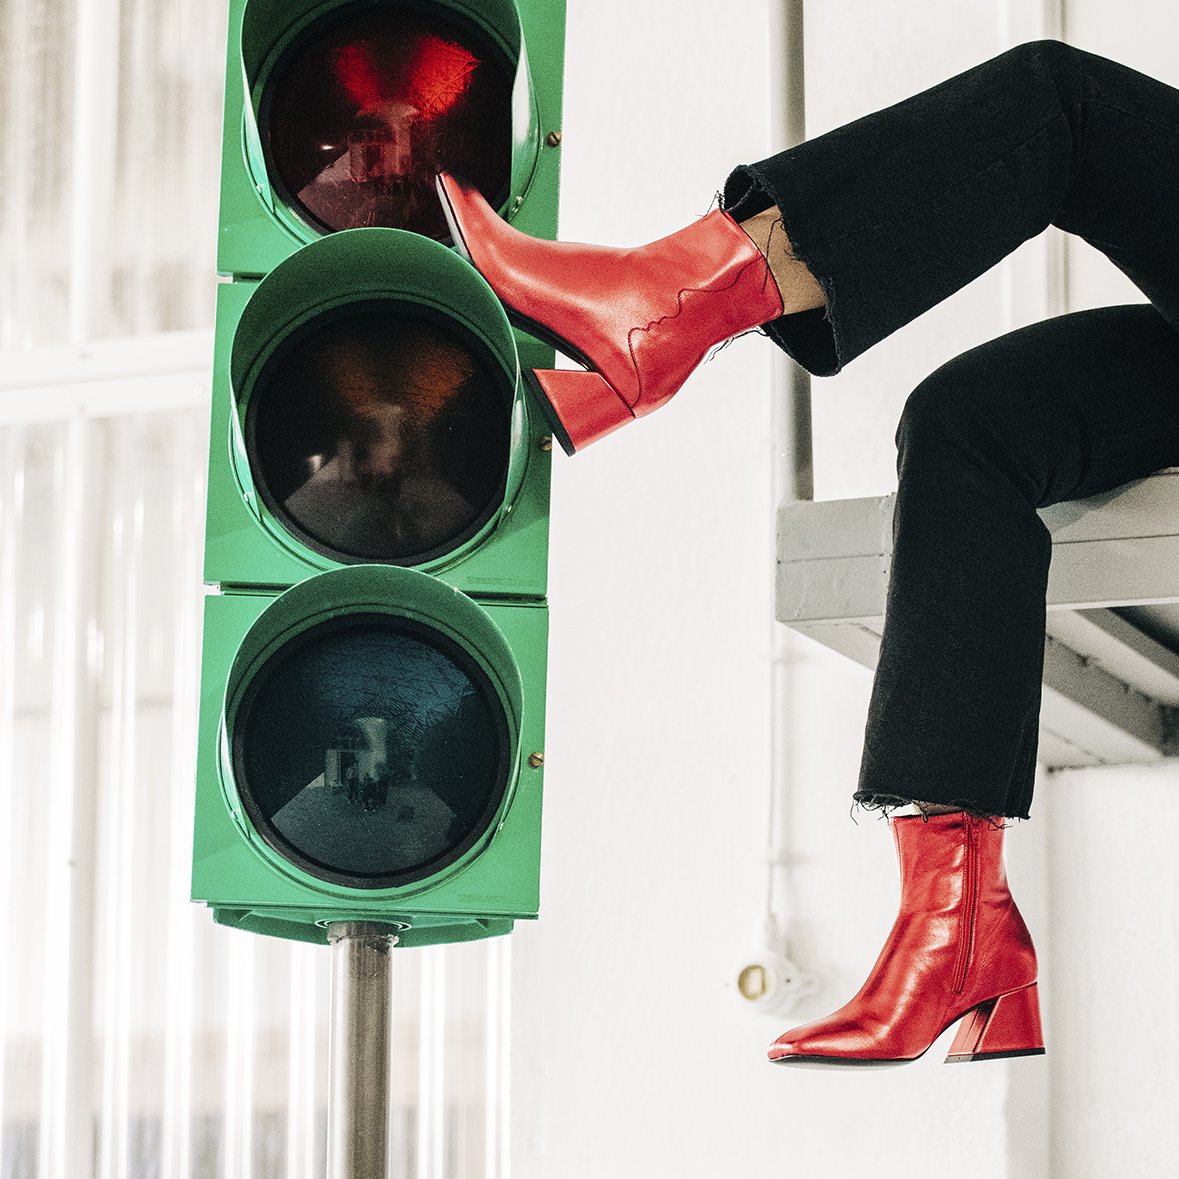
435, 173, 784, 454
769, 812, 1044, 1067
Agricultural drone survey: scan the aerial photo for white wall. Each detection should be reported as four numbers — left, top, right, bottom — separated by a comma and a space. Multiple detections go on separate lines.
515, 1, 1031, 1176
511, 0, 1179, 1176
1042, 5, 1179, 1176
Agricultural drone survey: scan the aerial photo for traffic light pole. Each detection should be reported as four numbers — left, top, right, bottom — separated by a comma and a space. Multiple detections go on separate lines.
327, 922, 400, 1178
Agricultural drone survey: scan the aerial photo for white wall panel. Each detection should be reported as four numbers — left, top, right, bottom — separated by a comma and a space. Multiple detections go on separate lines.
1043, 5, 1179, 1177
516, 2, 1049, 1178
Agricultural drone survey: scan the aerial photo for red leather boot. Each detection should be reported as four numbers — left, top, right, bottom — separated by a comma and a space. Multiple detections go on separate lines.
436, 173, 784, 454
769, 812, 1044, 1067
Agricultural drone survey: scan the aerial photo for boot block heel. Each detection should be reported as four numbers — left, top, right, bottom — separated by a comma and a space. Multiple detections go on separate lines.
524, 368, 635, 456
945, 984, 1045, 1064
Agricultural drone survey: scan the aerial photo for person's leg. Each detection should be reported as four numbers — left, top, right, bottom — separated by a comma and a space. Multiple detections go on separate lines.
439, 41, 1179, 452
726, 40, 1179, 375
436, 170, 790, 453
856, 304, 1179, 819
768, 305, 1179, 1066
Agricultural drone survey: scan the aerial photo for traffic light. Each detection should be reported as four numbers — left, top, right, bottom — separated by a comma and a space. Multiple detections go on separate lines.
193, 0, 566, 947
218, 0, 558, 272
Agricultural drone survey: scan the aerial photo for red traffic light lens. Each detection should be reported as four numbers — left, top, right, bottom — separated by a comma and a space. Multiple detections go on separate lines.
263, 5, 513, 238
234, 613, 511, 889
247, 304, 512, 566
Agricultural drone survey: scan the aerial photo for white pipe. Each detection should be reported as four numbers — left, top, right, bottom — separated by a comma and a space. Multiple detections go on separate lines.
97, 423, 147, 1179
484, 937, 512, 1179
1044, 0, 1069, 321
161, 410, 205, 1179
417, 946, 447, 1179
0, 332, 212, 427
764, 0, 810, 939
97, 442, 127, 1179
38, 419, 104, 1179
0, 429, 25, 1161
67, 0, 121, 343
286, 941, 320, 1179
224, 932, 257, 1179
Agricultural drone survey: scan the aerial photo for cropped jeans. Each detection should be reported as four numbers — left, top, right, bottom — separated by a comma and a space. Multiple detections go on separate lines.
722, 41, 1179, 818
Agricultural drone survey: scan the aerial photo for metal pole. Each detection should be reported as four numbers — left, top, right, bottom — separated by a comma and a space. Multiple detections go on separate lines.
777, 0, 813, 503
327, 922, 400, 1179
763, 0, 812, 966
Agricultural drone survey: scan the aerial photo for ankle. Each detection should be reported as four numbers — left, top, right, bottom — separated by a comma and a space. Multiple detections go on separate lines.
737, 206, 826, 315
893, 801, 964, 818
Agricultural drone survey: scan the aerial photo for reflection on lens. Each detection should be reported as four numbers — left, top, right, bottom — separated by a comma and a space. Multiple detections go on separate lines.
249, 305, 512, 564
264, 5, 513, 237
235, 615, 509, 887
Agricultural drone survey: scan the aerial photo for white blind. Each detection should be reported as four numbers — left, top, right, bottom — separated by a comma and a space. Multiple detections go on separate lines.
0, 0, 224, 345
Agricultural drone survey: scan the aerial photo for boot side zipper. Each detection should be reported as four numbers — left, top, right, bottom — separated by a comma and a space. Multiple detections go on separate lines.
952, 822, 978, 995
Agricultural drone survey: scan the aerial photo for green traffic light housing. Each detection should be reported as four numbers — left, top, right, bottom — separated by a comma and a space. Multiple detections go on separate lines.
205, 227, 551, 595
196, 0, 565, 947
192, 564, 548, 946
219, 0, 548, 274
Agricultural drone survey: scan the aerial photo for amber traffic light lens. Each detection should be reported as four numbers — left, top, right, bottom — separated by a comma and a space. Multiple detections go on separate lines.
264, 5, 513, 238
248, 304, 512, 565
234, 614, 510, 888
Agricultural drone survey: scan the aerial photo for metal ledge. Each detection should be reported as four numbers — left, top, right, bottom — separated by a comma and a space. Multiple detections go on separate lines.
778, 470, 1179, 769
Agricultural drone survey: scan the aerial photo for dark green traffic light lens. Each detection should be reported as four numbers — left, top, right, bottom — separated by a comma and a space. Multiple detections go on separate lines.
262, 3, 513, 238
247, 302, 512, 566
233, 613, 511, 889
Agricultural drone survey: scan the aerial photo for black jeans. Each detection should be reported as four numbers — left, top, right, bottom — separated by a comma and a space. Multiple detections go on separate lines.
723, 41, 1179, 818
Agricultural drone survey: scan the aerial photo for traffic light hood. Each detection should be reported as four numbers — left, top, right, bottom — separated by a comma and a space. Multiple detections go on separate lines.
228, 0, 541, 262
196, 0, 564, 947
213, 227, 546, 584
229, 227, 520, 396
240, 0, 529, 81
220, 565, 527, 828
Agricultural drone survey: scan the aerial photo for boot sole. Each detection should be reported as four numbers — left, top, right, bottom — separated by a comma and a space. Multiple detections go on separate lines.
771, 1046, 1046, 1069
770, 983, 1046, 1068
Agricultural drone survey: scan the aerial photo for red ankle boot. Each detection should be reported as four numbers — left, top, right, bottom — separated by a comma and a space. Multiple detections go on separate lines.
435, 173, 784, 454
769, 812, 1044, 1067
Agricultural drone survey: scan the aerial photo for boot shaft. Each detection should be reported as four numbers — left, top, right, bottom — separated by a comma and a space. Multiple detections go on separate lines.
889, 811, 1036, 999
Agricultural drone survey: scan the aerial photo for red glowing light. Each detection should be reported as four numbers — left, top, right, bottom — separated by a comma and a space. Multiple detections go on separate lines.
332, 34, 477, 124
271, 9, 510, 237
333, 43, 384, 109
403, 35, 478, 119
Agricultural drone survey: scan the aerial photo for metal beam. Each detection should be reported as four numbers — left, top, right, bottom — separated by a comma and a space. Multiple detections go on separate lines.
777, 473, 1179, 768
0, 331, 212, 424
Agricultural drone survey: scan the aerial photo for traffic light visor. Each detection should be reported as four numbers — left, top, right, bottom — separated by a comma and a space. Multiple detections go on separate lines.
228, 228, 528, 571
239, 0, 538, 240
221, 565, 525, 891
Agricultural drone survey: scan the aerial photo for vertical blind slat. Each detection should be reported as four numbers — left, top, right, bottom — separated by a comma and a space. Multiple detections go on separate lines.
224, 933, 255, 1179
161, 410, 205, 1179
0, 431, 25, 1167
39, 420, 104, 1179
